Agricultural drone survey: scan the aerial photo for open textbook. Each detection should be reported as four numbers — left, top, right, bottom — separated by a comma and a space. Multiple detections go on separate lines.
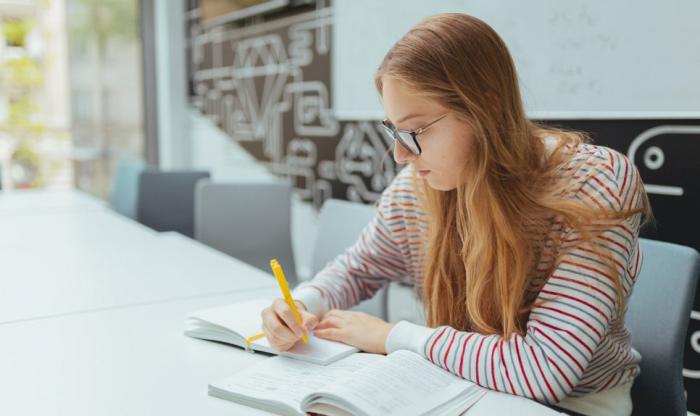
185, 298, 358, 365
209, 349, 487, 416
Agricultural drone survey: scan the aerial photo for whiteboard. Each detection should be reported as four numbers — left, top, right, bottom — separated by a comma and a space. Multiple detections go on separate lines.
332, 0, 700, 120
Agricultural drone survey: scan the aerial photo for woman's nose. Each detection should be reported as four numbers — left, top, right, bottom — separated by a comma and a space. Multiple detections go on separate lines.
393, 140, 417, 164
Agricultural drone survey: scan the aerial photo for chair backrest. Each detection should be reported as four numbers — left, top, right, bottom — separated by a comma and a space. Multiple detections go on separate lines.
110, 159, 146, 219
312, 199, 377, 275
137, 169, 210, 238
626, 238, 700, 416
312, 199, 386, 318
194, 179, 297, 286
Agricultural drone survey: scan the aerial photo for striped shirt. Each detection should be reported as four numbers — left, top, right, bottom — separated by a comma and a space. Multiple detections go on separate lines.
293, 143, 645, 407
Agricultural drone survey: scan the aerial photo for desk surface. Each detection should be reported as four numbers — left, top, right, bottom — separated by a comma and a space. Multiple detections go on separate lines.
0, 206, 276, 325
0, 288, 280, 416
0, 207, 157, 249
0, 188, 106, 215
0, 288, 561, 416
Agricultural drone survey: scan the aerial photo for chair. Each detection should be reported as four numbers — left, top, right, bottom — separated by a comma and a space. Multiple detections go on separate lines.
626, 238, 700, 416
137, 169, 210, 238
386, 280, 426, 325
110, 159, 146, 219
312, 199, 388, 319
194, 179, 298, 286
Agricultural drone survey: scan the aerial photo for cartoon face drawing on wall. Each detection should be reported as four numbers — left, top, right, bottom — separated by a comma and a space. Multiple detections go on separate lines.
628, 125, 700, 197
627, 125, 700, 249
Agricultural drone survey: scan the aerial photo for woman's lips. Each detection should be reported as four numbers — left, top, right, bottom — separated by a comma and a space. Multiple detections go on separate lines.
418, 170, 431, 177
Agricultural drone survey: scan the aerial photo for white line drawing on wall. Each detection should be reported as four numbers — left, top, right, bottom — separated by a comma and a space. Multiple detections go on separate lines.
684, 310, 700, 379
288, 8, 332, 67
230, 34, 290, 162
283, 81, 339, 137
628, 125, 700, 197
335, 121, 395, 202
189, 7, 399, 207
277, 137, 317, 199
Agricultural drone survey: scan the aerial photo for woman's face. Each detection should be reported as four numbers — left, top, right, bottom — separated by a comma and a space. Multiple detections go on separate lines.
381, 78, 476, 191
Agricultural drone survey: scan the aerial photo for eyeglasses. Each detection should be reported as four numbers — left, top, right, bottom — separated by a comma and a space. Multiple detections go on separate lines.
379, 114, 448, 155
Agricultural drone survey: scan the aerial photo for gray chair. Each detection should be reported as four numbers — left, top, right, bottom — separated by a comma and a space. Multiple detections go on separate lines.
194, 179, 298, 286
386, 279, 426, 325
137, 169, 210, 238
110, 159, 146, 219
312, 199, 387, 319
626, 238, 700, 416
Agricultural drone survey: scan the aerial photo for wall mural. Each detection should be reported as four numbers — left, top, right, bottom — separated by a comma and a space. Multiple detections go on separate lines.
186, 4, 398, 208
185, 2, 700, 410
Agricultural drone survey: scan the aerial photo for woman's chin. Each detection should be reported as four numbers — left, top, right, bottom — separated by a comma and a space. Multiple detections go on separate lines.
424, 176, 457, 192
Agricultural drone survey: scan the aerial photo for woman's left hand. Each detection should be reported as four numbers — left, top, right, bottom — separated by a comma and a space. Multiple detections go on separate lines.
313, 309, 395, 354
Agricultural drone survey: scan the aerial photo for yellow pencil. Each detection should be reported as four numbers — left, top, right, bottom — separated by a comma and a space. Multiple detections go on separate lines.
244, 332, 265, 348
271, 259, 308, 344
244, 259, 308, 349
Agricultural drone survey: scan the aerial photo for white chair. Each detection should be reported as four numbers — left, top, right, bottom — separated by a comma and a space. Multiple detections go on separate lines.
311, 199, 388, 319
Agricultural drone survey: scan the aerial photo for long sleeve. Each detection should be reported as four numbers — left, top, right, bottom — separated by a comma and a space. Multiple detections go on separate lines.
293, 168, 414, 318
386, 150, 645, 405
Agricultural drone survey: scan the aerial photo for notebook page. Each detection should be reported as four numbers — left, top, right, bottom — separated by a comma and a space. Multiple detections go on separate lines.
307, 350, 480, 416
280, 333, 359, 365
187, 298, 271, 338
209, 353, 384, 412
187, 299, 359, 365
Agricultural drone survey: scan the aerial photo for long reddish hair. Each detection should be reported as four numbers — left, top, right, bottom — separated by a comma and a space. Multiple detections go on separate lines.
375, 13, 651, 338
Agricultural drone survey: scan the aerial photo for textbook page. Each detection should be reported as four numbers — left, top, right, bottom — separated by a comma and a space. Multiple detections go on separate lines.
301, 350, 485, 416
209, 353, 384, 414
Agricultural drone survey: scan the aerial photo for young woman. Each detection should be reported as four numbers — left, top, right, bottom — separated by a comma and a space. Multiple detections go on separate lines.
260, 13, 650, 416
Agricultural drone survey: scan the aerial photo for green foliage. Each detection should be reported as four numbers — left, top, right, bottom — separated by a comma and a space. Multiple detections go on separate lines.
1, 19, 33, 47
11, 142, 44, 188
5, 98, 47, 138
1, 56, 44, 87
12, 142, 40, 165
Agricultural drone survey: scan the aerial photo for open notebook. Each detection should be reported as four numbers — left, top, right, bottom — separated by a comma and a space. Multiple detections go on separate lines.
184, 298, 358, 365
209, 349, 487, 416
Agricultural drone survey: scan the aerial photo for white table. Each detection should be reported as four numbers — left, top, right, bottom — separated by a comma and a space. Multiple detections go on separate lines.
0, 207, 157, 249
0, 205, 277, 325
0, 287, 562, 416
0, 288, 280, 416
0, 189, 106, 215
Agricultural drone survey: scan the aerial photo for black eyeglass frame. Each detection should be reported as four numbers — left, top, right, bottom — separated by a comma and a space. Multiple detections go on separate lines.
380, 114, 448, 155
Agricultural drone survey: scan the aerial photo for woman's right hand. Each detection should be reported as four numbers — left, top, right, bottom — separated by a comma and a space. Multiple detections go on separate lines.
260, 298, 319, 352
